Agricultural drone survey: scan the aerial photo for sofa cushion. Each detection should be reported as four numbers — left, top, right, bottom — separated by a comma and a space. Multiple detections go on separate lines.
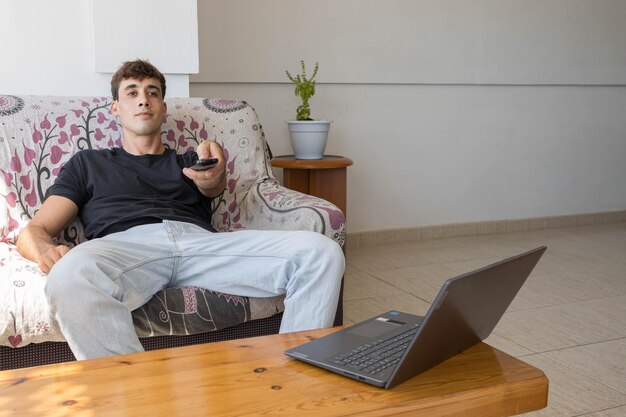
132, 287, 285, 337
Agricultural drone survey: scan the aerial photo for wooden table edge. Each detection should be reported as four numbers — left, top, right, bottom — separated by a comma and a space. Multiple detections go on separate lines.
271, 155, 353, 169
0, 328, 549, 417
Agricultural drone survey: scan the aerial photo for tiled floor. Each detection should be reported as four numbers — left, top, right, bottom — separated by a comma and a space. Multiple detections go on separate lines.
344, 222, 626, 416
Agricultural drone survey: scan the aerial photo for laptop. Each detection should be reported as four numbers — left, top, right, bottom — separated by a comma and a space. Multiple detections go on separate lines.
285, 246, 546, 389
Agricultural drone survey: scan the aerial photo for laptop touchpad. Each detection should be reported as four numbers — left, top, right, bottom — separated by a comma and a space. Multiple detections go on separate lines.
348, 319, 404, 338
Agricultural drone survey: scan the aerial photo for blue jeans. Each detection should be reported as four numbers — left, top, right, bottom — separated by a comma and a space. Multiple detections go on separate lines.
45, 221, 344, 360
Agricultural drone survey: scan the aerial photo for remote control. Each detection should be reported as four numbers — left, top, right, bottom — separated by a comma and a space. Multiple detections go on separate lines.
190, 158, 218, 171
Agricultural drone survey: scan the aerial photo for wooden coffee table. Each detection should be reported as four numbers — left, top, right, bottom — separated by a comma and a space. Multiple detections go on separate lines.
0, 327, 547, 416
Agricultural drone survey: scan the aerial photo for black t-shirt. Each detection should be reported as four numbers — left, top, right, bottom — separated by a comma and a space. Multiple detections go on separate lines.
46, 147, 216, 239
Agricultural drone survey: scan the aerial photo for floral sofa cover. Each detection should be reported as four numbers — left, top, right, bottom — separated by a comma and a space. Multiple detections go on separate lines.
0, 94, 346, 350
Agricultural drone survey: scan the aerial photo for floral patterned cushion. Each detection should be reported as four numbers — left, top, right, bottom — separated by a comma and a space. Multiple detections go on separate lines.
132, 287, 285, 337
0, 95, 345, 348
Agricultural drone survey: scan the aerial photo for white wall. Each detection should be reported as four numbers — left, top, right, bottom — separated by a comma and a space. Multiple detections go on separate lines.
193, 0, 626, 85
0, 0, 195, 97
192, 1, 626, 233
2, 1, 624, 234
191, 83, 626, 233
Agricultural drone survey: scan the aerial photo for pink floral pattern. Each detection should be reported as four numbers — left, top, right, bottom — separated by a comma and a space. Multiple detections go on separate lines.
0, 95, 345, 348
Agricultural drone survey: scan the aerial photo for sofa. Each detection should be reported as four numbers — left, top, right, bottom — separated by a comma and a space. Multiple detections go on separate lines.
0, 94, 345, 370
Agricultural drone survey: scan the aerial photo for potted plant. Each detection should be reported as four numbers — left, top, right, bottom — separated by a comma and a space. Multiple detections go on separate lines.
286, 61, 331, 159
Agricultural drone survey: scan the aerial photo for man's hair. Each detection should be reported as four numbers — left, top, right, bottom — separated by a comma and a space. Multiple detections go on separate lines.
110, 59, 166, 101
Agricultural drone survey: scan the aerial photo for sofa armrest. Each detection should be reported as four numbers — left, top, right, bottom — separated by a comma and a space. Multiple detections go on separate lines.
237, 179, 346, 247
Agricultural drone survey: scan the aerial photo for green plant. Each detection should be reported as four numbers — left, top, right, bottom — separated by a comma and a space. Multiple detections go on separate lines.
286, 61, 319, 120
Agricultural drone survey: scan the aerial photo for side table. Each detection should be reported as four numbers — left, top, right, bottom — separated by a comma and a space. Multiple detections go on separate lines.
271, 155, 353, 217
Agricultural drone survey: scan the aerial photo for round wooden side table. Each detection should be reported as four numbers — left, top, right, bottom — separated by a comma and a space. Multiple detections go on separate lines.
270, 155, 353, 217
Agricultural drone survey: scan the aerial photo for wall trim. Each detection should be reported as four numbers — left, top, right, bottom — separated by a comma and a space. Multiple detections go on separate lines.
346, 210, 626, 250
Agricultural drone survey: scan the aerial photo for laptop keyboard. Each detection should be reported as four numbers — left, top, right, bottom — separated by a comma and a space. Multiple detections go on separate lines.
329, 323, 421, 376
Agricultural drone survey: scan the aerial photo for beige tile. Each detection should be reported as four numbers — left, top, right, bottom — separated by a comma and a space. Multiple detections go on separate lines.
502, 229, 598, 253
344, 293, 431, 324
483, 333, 535, 357
410, 241, 520, 264
394, 238, 498, 264
346, 244, 434, 272
347, 235, 530, 273
344, 265, 404, 301
534, 249, 624, 282
369, 263, 458, 303
507, 272, 621, 312
346, 250, 395, 273
564, 271, 626, 299
571, 244, 626, 268
559, 223, 626, 247
516, 354, 626, 417
355, 236, 510, 266
445, 233, 540, 258
543, 338, 626, 394
390, 232, 536, 266
442, 255, 521, 275
440, 249, 623, 311
532, 248, 598, 275
575, 296, 626, 335
495, 300, 623, 352
392, 236, 467, 251
578, 405, 626, 417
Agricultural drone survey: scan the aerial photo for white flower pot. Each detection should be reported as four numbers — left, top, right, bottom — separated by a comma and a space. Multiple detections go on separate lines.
287, 120, 331, 160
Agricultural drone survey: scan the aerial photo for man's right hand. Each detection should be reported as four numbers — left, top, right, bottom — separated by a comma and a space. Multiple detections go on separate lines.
38, 244, 71, 274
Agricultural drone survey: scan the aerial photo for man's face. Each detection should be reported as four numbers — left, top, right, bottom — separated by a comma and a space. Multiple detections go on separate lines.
110, 77, 167, 139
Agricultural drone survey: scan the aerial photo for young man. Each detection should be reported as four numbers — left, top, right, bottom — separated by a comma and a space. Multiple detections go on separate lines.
16, 60, 344, 360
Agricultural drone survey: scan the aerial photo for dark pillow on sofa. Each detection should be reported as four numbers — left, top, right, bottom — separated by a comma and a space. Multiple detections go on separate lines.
132, 287, 284, 337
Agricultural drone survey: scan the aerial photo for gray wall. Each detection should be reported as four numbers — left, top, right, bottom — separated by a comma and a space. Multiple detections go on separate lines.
193, 0, 626, 85
191, 1, 626, 233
